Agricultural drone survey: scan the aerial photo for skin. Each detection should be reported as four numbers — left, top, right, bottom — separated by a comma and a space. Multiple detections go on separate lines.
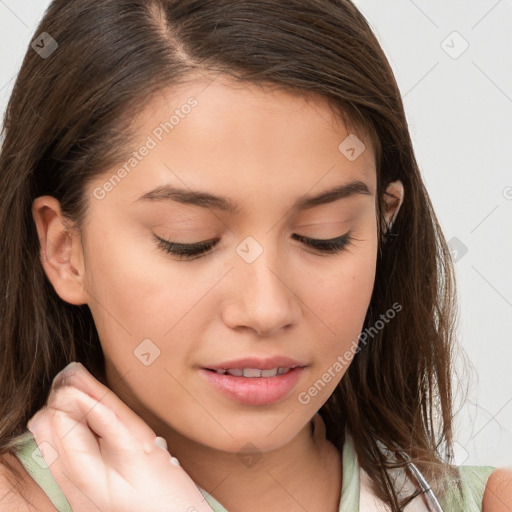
483, 468, 512, 512
31, 76, 407, 512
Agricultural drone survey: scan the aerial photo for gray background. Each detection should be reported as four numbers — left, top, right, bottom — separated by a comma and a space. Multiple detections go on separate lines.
1, 0, 510, 467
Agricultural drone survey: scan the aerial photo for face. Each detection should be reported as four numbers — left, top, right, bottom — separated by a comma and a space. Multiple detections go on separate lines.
35, 77, 402, 454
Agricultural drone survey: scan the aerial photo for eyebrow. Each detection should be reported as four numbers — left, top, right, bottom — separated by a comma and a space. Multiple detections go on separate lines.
133, 178, 372, 214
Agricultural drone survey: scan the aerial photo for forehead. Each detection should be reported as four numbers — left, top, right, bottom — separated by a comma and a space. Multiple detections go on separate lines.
90, 76, 377, 213
139, 76, 372, 145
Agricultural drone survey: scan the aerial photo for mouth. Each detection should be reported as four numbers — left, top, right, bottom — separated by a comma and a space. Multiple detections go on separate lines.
200, 364, 306, 405
204, 366, 296, 378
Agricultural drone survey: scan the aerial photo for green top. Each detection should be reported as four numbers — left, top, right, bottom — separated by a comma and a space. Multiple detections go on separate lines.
10, 427, 495, 512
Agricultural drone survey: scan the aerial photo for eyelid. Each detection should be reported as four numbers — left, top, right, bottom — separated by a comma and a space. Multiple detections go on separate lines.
154, 231, 354, 259
292, 233, 348, 244
292, 232, 353, 254
154, 235, 218, 258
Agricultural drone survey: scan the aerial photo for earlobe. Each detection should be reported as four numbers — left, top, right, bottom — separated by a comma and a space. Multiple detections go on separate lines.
32, 196, 88, 306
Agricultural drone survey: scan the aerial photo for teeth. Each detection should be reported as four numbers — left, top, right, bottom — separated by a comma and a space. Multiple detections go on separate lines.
242, 368, 261, 377
212, 367, 292, 377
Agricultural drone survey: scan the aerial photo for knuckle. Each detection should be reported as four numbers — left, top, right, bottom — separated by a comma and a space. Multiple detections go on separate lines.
47, 385, 80, 411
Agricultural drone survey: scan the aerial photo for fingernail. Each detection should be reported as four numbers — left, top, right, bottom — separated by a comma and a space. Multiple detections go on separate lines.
154, 436, 168, 451
170, 456, 180, 466
52, 361, 80, 388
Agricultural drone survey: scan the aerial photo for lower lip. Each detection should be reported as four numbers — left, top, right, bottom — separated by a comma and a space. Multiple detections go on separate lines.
199, 367, 305, 406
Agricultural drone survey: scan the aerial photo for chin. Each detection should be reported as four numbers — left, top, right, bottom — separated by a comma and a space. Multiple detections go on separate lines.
191, 413, 310, 454
203, 431, 297, 455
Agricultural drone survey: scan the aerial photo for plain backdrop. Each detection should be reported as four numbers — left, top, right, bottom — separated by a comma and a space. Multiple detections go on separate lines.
0, 0, 511, 468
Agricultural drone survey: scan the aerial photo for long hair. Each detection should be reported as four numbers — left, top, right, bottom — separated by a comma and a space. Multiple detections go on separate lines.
0, 0, 461, 508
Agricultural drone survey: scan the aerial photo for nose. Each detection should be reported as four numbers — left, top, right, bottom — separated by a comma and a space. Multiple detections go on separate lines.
221, 243, 301, 337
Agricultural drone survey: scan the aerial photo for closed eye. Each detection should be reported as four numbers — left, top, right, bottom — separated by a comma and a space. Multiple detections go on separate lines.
291, 232, 353, 254
154, 231, 354, 260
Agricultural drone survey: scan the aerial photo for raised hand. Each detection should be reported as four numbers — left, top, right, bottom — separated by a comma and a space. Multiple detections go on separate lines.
27, 362, 213, 512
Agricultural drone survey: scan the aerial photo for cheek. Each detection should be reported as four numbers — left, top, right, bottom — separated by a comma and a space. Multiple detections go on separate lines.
82, 231, 204, 419
307, 231, 377, 337
301, 228, 377, 393
83, 218, 198, 326
82, 220, 204, 373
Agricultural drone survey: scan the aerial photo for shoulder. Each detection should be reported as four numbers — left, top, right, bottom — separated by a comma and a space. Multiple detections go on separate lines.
0, 451, 57, 512
482, 467, 512, 512
0, 456, 34, 511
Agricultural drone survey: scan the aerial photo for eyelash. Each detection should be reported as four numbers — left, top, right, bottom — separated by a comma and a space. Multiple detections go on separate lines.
154, 232, 354, 260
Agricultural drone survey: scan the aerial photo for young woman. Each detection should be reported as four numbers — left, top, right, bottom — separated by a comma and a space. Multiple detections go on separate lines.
0, 1, 510, 511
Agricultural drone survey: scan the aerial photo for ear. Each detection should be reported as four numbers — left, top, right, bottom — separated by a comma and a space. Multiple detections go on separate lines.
32, 196, 89, 306
382, 180, 404, 231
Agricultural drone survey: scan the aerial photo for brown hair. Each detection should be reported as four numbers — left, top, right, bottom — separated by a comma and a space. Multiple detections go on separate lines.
0, 0, 462, 508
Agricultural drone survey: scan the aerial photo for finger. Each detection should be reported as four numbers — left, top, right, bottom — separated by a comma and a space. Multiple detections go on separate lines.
33, 386, 141, 510
29, 387, 177, 511
27, 407, 105, 512
51, 362, 156, 441
47, 385, 137, 462
31, 387, 118, 476
25, 407, 60, 472
47, 385, 172, 472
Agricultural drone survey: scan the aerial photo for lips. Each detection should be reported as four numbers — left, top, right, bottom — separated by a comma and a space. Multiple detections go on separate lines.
200, 356, 308, 405
200, 366, 306, 405
204, 356, 306, 372
210, 367, 292, 377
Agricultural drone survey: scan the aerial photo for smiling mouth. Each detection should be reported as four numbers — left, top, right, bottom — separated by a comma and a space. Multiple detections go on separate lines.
205, 367, 294, 377
201, 365, 305, 405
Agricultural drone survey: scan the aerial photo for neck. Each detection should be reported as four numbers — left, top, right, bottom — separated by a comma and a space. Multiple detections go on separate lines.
106, 365, 343, 512
151, 412, 341, 512
120, 382, 342, 512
